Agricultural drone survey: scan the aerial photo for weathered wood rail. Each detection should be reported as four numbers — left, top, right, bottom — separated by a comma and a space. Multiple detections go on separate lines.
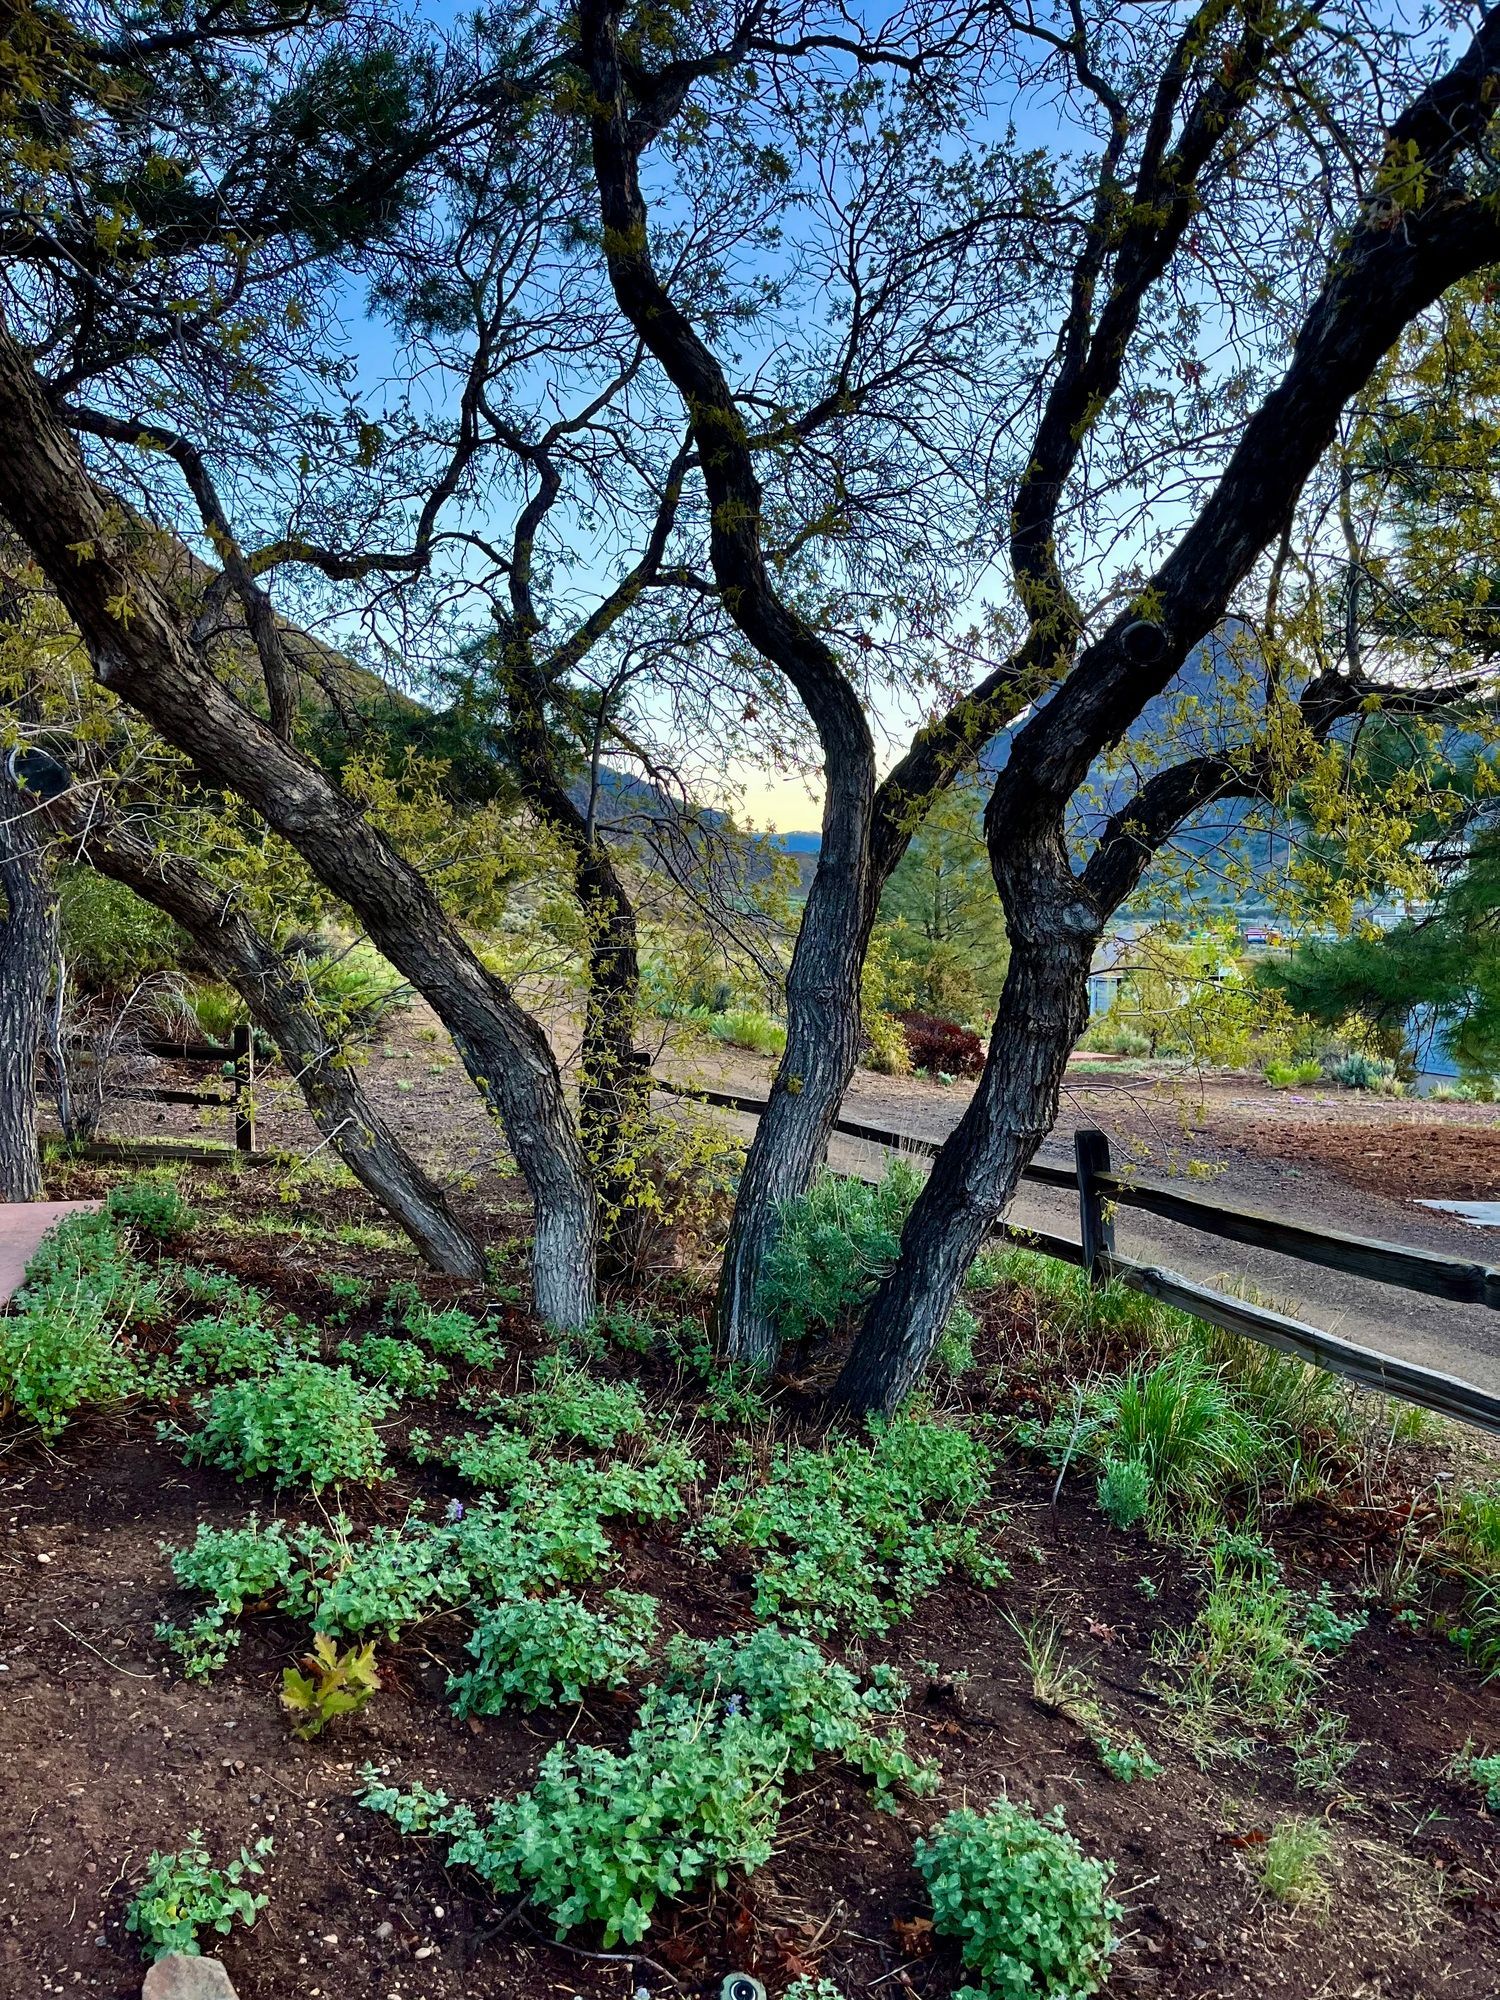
113, 1024, 258, 1153
655, 1078, 1500, 1435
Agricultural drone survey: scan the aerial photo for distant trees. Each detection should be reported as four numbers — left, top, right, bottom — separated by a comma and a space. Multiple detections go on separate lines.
875, 785, 1008, 1026
1270, 817, 1500, 1080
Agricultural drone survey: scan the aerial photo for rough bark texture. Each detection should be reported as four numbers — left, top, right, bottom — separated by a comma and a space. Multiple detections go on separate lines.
838, 18, 1500, 1412
835, 895, 1096, 1414
60, 795, 486, 1278
0, 783, 52, 1201
0, 320, 597, 1325
496, 634, 644, 1218
580, 0, 878, 1362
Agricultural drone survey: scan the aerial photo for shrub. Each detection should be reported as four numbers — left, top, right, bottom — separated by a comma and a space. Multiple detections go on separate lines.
1079, 1016, 1152, 1058
188, 980, 246, 1043
0, 1210, 147, 1435
897, 1009, 985, 1077
1263, 1058, 1321, 1088
1326, 1050, 1404, 1094
1096, 1457, 1150, 1530
365, 1630, 929, 1946
863, 1008, 913, 1076
708, 1007, 787, 1057
107, 1173, 197, 1240
915, 1800, 1120, 2000
937, 1301, 979, 1377
667, 1624, 936, 1801
179, 1360, 393, 1488
696, 1415, 1004, 1637
125, 1832, 273, 1960
448, 1590, 658, 1715
759, 1160, 923, 1344
57, 867, 181, 993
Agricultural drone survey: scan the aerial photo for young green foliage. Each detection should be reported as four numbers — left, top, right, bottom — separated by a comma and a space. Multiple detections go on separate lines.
107, 1174, 197, 1240
364, 1628, 932, 1947
281, 1633, 381, 1738
179, 1360, 393, 1488
915, 1801, 1120, 2000
336, 1330, 448, 1397
125, 1832, 273, 1961
696, 1415, 1003, 1637
0, 1210, 152, 1435
448, 1590, 659, 1715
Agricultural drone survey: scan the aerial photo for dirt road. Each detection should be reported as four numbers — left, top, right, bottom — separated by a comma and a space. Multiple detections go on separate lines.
103, 1008, 1500, 1401
677, 1048, 1500, 1403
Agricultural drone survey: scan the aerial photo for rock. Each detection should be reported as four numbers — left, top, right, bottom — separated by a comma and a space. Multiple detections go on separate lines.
141, 1954, 240, 2000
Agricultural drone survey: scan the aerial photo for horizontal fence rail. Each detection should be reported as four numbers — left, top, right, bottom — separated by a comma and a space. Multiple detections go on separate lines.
654, 1076, 1500, 1435
111, 1024, 258, 1153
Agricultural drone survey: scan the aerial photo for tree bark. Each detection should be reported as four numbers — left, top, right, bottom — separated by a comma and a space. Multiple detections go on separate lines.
0, 783, 53, 1201
837, 14, 1500, 1412
496, 637, 645, 1223
579, 0, 880, 1363
835, 855, 1096, 1415
0, 317, 597, 1326
60, 793, 487, 1278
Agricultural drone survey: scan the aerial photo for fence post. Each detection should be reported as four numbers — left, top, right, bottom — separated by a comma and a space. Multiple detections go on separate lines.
231, 1024, 256, 1153
1075, 1127, 1114, 1283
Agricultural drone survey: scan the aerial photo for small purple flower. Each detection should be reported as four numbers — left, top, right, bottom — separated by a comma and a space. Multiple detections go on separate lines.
724, 1692, 744, 1717
445, 1498, 465, 1523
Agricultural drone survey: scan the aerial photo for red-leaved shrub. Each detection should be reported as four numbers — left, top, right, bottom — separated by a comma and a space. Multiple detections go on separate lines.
896, 1010, 985, 1078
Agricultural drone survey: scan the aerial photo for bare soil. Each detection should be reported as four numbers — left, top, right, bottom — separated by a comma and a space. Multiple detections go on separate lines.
2, 1154, 1497, 2000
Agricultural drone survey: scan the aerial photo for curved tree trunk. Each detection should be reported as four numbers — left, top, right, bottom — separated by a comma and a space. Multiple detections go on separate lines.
835, 870, 1096, 1416
0, 319, 596, 1326
62, 796, 487, 1279
579, 0, 879, 1362
497, 647, 645, 1227
713, 780, 875, 1365
0, 783, 53, 1201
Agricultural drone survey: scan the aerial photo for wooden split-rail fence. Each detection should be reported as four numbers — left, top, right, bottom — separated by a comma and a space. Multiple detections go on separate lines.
654, 1078, 1500, 1435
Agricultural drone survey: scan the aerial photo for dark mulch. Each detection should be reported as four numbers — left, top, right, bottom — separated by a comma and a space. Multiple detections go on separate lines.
1, 1157, 1496, 2000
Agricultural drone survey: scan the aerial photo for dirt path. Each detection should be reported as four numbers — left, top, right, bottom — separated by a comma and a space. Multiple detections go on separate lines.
98, 1009, 1500, 1399
667, 1044, 1500, 1402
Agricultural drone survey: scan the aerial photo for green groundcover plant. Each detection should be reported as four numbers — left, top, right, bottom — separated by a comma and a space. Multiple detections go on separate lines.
915, 1800, 1120, 2000
0, 1210, 153, 1436
125, 1832, 274, 1960
364, 1627, 935, 1945
696, 1414, 1004, 1637
178, 1360, 394, 1488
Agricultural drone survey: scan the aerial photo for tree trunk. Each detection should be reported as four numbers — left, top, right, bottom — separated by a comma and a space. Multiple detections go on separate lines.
0, 784, 53, 1201
497, 644, 645, 1230
0, 318, 596, 1326
63, 798, 487, 1279
835, 893, 1096, 1415
716, 800, 874, 1364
